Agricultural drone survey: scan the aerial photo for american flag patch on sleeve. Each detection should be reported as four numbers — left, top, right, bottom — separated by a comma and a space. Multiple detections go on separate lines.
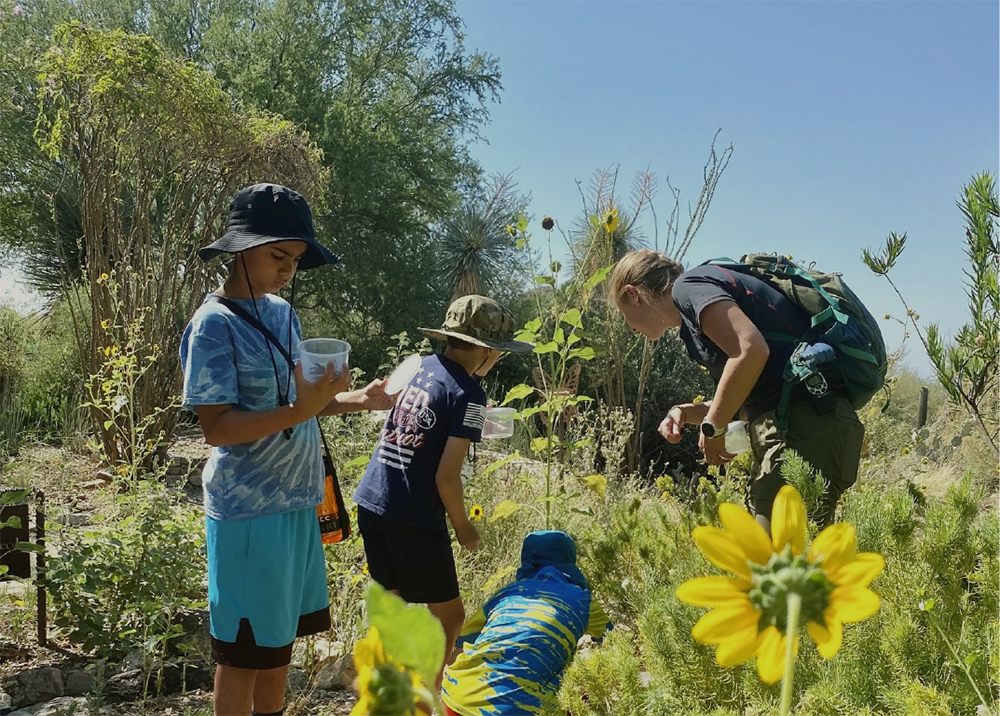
462, 403, 486, 430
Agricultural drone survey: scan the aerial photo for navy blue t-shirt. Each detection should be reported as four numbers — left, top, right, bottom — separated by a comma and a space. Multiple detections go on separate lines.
672, 264, 810, 421
352, 353, 486, 529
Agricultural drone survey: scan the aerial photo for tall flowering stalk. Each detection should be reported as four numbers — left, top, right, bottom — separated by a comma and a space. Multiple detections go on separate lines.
677, 485, 885, 715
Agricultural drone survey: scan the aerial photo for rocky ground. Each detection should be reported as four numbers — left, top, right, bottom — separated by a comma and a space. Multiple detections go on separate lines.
1, 433, 361, 716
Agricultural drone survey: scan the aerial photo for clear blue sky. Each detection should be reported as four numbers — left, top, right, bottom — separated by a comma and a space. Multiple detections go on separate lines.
457, 0, 999, 377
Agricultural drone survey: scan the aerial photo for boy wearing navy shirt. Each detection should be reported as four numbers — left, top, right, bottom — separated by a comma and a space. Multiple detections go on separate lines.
352, 295, 533, 684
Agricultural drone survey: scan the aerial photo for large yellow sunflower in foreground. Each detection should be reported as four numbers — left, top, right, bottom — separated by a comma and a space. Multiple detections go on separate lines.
676, 485, 885, 684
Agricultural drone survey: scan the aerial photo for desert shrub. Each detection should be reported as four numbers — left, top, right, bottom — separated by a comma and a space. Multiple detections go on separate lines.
555, 466, 998, 715
558, 629, 645, 716
18, 299, 86, 440
0, 306, 28, 454
44, 479, 206, 660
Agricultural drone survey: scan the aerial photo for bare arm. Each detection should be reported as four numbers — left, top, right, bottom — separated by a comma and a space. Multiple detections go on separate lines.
319, 378, 398, 416
699, 300, 770, 428
435, 436, 480, 551
196, 361, 347, 446
697, 300, 770, 463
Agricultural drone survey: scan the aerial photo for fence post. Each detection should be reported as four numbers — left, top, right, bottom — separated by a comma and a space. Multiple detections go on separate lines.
916, 387, 929, 429
36, 491, 46, 647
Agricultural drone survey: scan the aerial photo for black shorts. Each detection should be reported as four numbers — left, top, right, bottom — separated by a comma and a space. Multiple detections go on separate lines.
357, 506, 459, 604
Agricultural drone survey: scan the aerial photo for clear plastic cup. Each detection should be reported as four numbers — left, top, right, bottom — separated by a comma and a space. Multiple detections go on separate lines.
725, 420, 751, 454
299, 338, 351, 382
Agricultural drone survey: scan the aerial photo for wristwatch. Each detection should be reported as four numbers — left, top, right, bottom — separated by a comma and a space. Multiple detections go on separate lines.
700, 421, 725, 439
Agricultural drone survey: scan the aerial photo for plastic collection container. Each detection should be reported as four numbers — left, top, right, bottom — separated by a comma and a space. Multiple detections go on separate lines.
481, 407, 516, 439
299, 338, 351, 382
725, 420, 751, 454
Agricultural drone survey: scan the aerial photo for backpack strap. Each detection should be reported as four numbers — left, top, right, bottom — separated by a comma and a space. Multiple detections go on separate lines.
209, 295, 294, 369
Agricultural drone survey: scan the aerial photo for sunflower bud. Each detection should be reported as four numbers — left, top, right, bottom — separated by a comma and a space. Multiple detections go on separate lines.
541, 216, 554, 231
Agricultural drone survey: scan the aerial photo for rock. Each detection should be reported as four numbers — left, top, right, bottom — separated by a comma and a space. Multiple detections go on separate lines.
286, 668, 308, 693
312, 655, 355, 691
188, 471, 203, 488
7, 696, 88, 716
311, 637, 345, 661
122, 649, 145, 671
62, 670, 94, 697
56, 513, 91, 527
105, 661, 213, 700
0, 692, 11, 710
5, 667, 64, 708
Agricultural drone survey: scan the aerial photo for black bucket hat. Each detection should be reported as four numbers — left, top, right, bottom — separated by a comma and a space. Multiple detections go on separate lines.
199, 183, 339, 270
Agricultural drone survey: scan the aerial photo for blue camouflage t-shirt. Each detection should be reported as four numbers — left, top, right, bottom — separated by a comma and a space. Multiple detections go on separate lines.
180, 294, 323, 522
352, 353, 486, 529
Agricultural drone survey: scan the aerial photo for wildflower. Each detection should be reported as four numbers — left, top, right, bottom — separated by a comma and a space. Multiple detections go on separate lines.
97, 272, 109, 284
362, 563, 370, 576
506, 224, 515, 236
676, 485, 884, 684
469, 504, 484, 521
603, 207, 620, 234
692, 394, 705, 404
351, 626, 423, 716
541, 216, 555, 231
100, 319, 110, 330
901, 447, 910, 456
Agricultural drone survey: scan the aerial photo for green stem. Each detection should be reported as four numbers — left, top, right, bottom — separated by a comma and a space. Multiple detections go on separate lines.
779, 592, 801, 716
931, 622, 995, 710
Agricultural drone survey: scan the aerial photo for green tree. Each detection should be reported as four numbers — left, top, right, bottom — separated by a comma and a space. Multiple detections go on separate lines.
863, 171, 999, 458
1, 0, 502, 370
35, 22, 325, 467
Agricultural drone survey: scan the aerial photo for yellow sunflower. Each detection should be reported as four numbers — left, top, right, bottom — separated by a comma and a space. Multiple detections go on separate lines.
603, 206, 620, 234
676, 485, 884, 684
351, 626, 423, 716
469, 504, 484, 521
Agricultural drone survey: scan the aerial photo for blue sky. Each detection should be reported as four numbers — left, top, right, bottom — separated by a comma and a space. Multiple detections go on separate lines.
456, 0, 999, 376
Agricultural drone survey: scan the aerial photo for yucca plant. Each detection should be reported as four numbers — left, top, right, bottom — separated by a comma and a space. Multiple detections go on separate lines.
435, 173, 524, 301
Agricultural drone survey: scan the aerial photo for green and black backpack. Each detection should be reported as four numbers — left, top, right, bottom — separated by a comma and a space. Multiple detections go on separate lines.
705, 254, 888, 429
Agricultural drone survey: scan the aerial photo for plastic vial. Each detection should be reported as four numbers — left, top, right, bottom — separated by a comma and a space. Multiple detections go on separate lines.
725, 420, 751, 454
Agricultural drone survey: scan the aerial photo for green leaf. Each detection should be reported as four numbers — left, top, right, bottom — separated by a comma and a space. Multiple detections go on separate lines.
103, 420, 115, 430
2, 516, 21, 530
588, 214, 600, 228
502, 384, 534, 405
516, 238, 527, 250
583, 264, 614, 292
516, 215, 529, 233
553, 326, 565, 345
514, 328, 538, 343
559, 308, 583, 329
533, 275, 555, 286
579, 474, 608, 500
534, 341, 558, 355
343, 455, 369, 469
14, 541, 44, 553
524, 318, 543, 333
366, 582, 444, 689
568, 347, 596, 361
490, 500, 523, 522
482, 452, 521, 476
518, 406, 543, 419
530, 437, 551, 455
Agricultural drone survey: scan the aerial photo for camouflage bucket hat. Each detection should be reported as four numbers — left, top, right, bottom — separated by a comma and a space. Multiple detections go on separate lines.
419, 295, 534, 352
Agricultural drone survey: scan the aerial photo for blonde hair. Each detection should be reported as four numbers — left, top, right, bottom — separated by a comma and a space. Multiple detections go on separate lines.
609, 250, 685, 304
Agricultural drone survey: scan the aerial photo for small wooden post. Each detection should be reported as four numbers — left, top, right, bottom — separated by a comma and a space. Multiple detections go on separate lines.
36, 491, 47, 647
916, 386, 929, 429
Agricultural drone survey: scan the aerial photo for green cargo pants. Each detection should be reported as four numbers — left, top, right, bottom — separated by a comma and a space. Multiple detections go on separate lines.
748, 394, 864, 532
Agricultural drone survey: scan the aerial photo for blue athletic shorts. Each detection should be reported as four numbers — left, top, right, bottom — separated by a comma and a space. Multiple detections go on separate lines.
206, 506, 331, 669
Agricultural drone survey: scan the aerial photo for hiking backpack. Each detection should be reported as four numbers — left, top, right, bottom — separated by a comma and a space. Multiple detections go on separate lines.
705, 254, 888, 429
